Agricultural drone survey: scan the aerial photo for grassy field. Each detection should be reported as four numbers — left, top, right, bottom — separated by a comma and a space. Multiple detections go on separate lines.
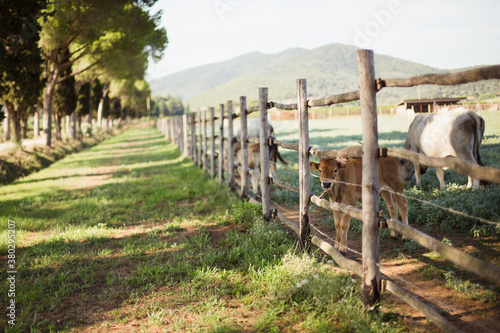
0, 124, 412, 332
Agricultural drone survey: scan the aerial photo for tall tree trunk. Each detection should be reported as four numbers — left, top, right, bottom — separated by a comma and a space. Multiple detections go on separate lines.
34, 106, 40, 137
3, 108, 11, 141
43, 80, 56, 146
97, 100, 103, 127
54, 113, 62, 140
6, 103, 22, 144
97, 83, 110, 127
21, 111, 28, 138
70, 111, 76, 139
43, 64, 60, 146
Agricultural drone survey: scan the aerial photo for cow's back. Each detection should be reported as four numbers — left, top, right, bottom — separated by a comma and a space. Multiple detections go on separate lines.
419, 110, 481, 162
333, 157, 403, 204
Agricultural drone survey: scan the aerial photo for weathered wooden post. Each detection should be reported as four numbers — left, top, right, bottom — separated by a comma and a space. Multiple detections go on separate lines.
186, 116, 190, 154
210, 107, 216, 179
176, 117, 180, 148
239, 97, 249, 198
179, 116, 183, 148
167, 118, 170, 141
358, 49, 381, 310
259, 87, 271, 221
169, 118, 172, 140
203, 109, 208, 172
197, 112, 202, 168
219, 104, 225, 184
183, 114, 189, 156
227, 100, 235, 189
190, 113, 196, 161
179, 116, 183, 149
297, 79, 311, 250
176, 116, 180, 147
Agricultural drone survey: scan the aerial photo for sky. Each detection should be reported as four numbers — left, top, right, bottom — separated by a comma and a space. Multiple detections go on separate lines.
146, 0, 500, 80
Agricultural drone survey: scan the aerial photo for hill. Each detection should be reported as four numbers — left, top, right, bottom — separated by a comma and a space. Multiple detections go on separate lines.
149, 43, 500, 108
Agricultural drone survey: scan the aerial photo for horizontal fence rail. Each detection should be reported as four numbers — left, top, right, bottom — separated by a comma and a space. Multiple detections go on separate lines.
156, 52, 500, 332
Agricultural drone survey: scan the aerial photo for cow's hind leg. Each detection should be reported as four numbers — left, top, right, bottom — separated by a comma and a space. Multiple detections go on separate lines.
394, 192, 409, 240
468, 175, 480, 189
414, 162, 422, 188
381, 191, 399, 238
436, 167, 446, 190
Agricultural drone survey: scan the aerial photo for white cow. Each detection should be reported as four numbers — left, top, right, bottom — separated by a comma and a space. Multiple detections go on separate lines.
400, 108, 485, 189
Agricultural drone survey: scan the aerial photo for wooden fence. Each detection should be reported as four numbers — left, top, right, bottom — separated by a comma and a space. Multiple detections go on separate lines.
156, 50, 500, 332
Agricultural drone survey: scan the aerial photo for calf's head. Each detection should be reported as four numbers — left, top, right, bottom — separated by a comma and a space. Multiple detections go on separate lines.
309, 158, 346, 190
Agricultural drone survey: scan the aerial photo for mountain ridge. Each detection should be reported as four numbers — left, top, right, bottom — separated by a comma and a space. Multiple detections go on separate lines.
150, 43, 500, 108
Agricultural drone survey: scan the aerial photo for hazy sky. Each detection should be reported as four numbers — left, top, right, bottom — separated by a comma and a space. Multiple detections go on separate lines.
146, 0, 500, 80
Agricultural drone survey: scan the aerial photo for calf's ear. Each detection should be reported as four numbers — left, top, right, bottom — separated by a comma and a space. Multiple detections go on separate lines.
309, 161, 319, 171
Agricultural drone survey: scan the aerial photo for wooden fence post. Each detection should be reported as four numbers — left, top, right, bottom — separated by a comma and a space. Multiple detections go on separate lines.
297, 79, 311, 250
176, 117, 181, 149
170, 118, 173, 142
190, 113, 196, 161
197, 112, 202, 168
259, 87, 271, 221
358, 49, 381, 310
179, 116, 182, 149
188, 114, 191, 159
227, 101, 235, 189
203, 110, 208, 172
239, 97, 249, 198
182, 114, 189, 156
210, 107, 216, 179
167, 118, 170, 141
219, 104, 225, 184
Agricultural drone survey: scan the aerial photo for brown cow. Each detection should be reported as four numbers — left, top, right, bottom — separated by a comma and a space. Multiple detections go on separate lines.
236, 142, 288, 194
310, 156, 408, 254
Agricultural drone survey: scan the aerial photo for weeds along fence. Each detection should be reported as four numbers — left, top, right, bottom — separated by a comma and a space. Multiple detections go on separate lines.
156, 50, 500, 332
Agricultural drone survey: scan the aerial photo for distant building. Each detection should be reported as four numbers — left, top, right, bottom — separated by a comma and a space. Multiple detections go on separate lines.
395, 97, 466, 115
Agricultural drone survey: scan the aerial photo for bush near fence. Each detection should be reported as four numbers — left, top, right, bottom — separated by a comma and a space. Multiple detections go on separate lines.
156, 50, 500, 333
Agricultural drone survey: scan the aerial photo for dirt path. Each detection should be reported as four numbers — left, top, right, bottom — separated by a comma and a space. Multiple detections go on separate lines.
0, 137, 45, 150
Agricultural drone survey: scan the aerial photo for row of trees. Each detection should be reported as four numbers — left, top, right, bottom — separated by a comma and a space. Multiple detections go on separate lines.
153, 95, 185, 117
0, 0, 168, 145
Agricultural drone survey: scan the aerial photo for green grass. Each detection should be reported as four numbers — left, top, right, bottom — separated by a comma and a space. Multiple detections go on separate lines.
0, 125, 411, 332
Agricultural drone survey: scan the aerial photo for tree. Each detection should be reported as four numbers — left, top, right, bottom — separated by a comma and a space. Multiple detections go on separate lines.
39, 0, 167, 145
153, 96, 185, 116
91, 79, 103, 122
53, 66, 77, 139
0, 0, 46, 143
76, 82, 91, 131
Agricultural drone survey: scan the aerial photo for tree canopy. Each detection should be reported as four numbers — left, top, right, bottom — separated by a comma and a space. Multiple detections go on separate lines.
0, 0, 46, 142
38, 0, 168, 145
